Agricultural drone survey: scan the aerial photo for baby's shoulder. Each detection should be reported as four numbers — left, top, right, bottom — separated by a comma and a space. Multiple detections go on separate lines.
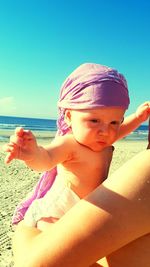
51, 134, 80, 151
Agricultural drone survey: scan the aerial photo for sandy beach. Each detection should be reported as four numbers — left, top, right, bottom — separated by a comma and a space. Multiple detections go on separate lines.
0, 138, 148, 266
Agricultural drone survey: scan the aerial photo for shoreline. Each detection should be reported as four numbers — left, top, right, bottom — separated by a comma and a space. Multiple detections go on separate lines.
0, 139, 148, 266
0, 130, 56, 147
0, 128, 148, 142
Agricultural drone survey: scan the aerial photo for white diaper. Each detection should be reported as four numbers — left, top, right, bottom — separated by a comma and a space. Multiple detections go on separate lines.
24, 176, 80, 227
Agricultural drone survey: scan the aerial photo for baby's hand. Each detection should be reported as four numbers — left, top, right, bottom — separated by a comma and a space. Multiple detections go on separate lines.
136, 102, 150, 123
3, 127, 38, 164
37, 217, 58, 231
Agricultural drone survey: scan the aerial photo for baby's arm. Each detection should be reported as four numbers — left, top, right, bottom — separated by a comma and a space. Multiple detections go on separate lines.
147, 117, 150, 149
4, 127, 74, 171
117, 101, 150, 140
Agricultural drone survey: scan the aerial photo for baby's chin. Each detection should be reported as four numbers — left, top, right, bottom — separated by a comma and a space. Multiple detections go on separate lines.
88, 143, 108, 152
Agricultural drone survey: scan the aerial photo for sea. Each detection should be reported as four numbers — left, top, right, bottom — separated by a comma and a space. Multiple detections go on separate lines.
0, 115, 149, 142
0, 116, 57, 142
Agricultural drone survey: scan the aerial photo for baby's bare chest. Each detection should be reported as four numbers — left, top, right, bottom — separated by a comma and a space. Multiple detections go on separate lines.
59, 146, 113, 190
71, 146, 113, 172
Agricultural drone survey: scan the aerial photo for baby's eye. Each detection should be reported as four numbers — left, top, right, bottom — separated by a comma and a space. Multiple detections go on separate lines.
90, 119, 99, 123
111, 121, 119, 125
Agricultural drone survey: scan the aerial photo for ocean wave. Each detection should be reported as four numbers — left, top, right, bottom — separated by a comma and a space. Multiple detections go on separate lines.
0, 123, 26, 130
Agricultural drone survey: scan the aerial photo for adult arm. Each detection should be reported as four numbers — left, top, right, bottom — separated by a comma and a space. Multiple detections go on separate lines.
13, 150, 150, 267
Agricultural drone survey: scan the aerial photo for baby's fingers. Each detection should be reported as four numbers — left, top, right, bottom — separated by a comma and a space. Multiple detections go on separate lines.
4, 153, 14, 164
15, 127, 36, 143
15, 127, 24, 137
3, 143, 19, 164
10, 134, 23, 146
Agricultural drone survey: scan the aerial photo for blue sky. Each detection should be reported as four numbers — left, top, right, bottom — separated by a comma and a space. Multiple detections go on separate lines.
0, 0, 150, 119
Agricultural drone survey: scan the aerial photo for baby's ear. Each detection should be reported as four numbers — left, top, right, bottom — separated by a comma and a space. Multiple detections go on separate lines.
64, 109, 72, 127
121, 117, 124, 124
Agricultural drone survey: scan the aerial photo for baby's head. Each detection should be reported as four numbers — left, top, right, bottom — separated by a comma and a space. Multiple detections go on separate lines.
57, 63, 130, 136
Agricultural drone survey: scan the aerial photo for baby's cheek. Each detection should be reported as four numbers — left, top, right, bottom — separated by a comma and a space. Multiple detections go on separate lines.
110, 130, 119, 143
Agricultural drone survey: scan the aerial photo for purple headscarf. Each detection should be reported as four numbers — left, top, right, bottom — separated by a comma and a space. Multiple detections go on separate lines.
12, 63, 130, 224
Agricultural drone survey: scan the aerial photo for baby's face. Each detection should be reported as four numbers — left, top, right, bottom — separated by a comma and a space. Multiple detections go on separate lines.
65, 107, 125, 151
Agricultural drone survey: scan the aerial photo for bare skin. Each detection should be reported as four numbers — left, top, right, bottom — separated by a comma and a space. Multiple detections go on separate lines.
147, 117, 150, 149
4, 105, 150, 198
12, 149, 150, 267
4, 104, 150, 227
4, 103, 150, 265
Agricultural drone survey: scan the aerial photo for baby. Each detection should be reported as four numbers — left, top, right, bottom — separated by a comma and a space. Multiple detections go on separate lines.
4, 63, 150, 229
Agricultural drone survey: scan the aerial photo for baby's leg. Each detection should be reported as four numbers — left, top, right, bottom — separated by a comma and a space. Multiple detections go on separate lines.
37, 217, 59, 231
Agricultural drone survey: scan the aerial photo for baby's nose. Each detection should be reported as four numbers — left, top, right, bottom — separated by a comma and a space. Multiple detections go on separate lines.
98, 123, 109, 135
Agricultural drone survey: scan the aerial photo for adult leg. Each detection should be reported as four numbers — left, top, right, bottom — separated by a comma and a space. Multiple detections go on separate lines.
13, 150, 150, 267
